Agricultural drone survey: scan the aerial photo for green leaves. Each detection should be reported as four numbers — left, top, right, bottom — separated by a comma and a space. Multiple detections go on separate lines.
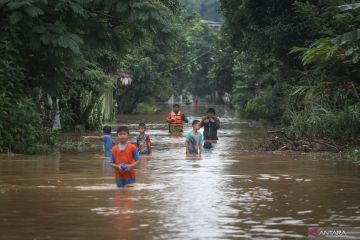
115, 2, 129, 13
57, 33, 84, 54
338, 3, 360, 11
24, 4, 44, 17
290, 39, 340, 65
331, 29, 360, 45
9, 11, 23, 25
0, 0, 184, 152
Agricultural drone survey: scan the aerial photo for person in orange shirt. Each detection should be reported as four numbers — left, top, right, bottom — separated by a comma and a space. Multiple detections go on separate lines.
166, 104, 189, 133
111, 126, 140, 187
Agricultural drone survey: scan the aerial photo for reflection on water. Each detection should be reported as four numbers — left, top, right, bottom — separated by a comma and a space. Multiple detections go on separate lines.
0, 105, 359, 239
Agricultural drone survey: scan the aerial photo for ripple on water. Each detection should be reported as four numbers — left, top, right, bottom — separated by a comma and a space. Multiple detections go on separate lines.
91, 207, 166, 216
297, 210, 312, 215
36, 185, 57, 188
73, 184, 117, 191
73, 183, 167, 191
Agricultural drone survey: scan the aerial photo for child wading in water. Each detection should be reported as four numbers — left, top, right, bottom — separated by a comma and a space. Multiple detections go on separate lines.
185, 120, 204, 155
83, 125, 114, 159
136, 122, 152, 155
111, 126, 140, 187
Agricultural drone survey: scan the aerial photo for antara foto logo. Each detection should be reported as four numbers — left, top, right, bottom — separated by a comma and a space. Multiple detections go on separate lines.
309, 227, 319, 238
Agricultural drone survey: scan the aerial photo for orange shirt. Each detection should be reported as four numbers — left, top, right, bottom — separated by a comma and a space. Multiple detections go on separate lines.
111, 143, 139, 181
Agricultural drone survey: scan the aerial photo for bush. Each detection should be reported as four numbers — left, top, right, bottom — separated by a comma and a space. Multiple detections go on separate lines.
287, 104, 360, 140
0, 58, 56, 154
0, 97, 56, 154
135, 102, 161, 114
341, 147, 360, 164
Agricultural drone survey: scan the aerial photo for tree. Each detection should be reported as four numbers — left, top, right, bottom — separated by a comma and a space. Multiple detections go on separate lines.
0, 0, 182, 152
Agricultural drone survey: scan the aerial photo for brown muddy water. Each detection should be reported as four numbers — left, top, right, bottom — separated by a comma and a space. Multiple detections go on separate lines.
0, 105, 359, 240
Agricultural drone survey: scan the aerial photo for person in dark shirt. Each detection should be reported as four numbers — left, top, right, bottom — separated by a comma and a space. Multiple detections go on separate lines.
201, 108, 220, 140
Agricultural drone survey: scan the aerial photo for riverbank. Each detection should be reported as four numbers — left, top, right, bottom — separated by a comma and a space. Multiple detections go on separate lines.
258, 131, 360, 164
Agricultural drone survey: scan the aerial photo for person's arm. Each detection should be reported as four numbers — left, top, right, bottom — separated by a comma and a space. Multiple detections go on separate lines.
202, 117, 210, 125
182, 113, 189, 123
147, 142, 152, 155
111, 163, 120, 169
110, 153, 120, 169
198, 134, 204, 154
146, 136, 152, 155
125, 148, 140, 171
185, 132, 190, 154
166, 113, 174, 123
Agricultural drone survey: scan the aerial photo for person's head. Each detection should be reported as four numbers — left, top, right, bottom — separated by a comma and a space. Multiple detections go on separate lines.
102, 125, 111, 134
192, 120, 201, 131
138, 122, 146, 134
117, 126, 129, 144
172, 104, 180, 113
204, 141, 212, 149
207, 108, 216, 118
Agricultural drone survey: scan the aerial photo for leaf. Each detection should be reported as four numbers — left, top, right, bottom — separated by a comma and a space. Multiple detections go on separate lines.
331, 29, 360, 45
8, 1, 30, 10
56, 33, 83, 54
115, 2, 129, 13
9, 11, 23, 25
69, 2, 86, 17
40, 32, 52, 44
338, 3, 360, 11
0, 0, 11, 8
24, 5, 44, 17
33, 25, 46, 33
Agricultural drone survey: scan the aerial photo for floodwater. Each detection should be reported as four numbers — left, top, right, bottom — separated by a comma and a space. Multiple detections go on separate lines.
0, 105, 359, 240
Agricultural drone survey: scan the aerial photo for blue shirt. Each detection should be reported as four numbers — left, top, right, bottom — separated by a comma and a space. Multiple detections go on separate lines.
101, 134, 114, 158
185, 130, 203, 154
136, 134, 151, 155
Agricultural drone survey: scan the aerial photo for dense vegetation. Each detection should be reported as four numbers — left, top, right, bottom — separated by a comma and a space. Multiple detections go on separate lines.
181, 0, 222, 21
0, 0, 221, 153
216, 0, 360, 141
1, 0, 358, 154
0, 0, 183, 153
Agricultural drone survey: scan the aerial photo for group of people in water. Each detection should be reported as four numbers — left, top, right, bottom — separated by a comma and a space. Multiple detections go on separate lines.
84, 104, 220, 188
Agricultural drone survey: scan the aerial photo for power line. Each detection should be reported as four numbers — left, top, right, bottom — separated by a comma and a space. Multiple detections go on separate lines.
159, 50, 212, 74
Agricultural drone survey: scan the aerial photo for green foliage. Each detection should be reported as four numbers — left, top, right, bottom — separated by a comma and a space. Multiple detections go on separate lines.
207, 31, 235, 95
230, 52, 289, 121
0, 0, 182, 153
181, 0, 222, 21
135, 102, 161, 114
116, 54, 172, 113
287, 103, 360, 139
179, 14, 218, 97
0, 50, 55, 153
219, 0, 360, 142
0, 97, 56, 154
339, 147, 360, 164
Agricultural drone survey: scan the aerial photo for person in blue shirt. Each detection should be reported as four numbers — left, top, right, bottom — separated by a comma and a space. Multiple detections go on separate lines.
136, 122, 152, 155
83, 125, 114, 158
185, 120, 204, 155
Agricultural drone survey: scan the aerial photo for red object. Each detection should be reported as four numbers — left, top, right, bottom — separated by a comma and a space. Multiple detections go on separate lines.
167, 111, 183, 127
112, 144, 137, 181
